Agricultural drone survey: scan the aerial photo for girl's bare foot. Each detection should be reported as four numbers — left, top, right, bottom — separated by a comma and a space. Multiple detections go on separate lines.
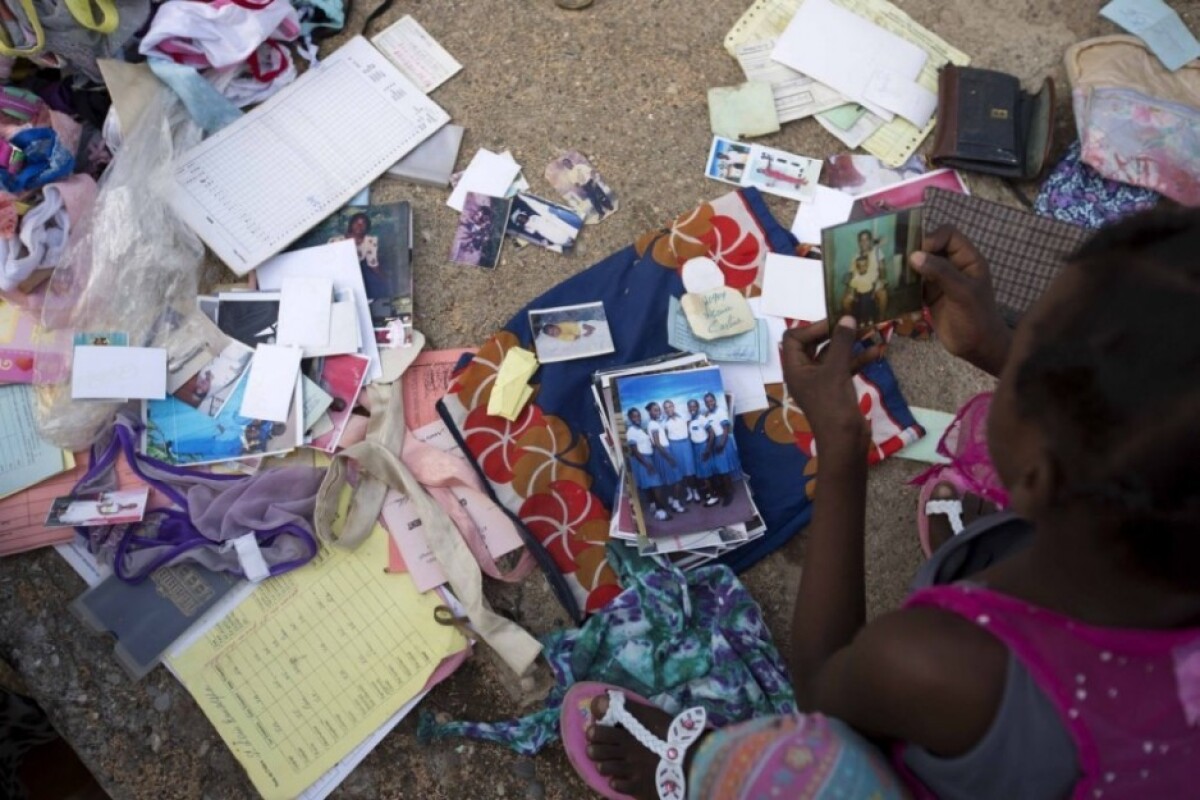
927, 482, 998, 553
585, 694, 704, 800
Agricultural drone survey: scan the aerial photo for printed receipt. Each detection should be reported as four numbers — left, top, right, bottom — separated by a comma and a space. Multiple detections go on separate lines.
168, 531, 465, 800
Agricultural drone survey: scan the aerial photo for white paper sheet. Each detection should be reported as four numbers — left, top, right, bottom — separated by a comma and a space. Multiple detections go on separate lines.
277, 277, 333, 348
169, 36, 449, 275
371, 15, 463, 93
747, 297, 787, 384
734, 38, 847, 121
446, 149, 521, 212
71, 346, 166, 400
771, 0, 928, 122
790, 185, 855, 245
254, 240, 382, 381
760, 253, 828, 323
718, 362, 770, 415
240, 345, 302, 423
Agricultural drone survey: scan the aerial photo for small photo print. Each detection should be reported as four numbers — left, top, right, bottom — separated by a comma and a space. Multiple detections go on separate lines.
46, 488, 150, 527
706, 136, 752, 185
822, 208, 924, 329
529, 302, 616, 364
450, 192, 511, 269
506, 193, 584, 253
742, 145, 821, 202
215, 293, 280, 348
821, 153, 926, 196
308, 353, 370, 453
544, 150, 618, 225
847, 168, 967, 221
171, 341, 253, 417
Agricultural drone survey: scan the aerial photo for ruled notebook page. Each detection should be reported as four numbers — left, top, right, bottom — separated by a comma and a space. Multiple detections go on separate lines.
169, 36, 449, 275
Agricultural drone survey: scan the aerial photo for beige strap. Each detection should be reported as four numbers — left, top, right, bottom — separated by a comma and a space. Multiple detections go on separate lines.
314, 381, 543, 680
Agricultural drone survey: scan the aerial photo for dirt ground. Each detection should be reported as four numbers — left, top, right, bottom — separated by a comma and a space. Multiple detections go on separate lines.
2, 1, 1191, 798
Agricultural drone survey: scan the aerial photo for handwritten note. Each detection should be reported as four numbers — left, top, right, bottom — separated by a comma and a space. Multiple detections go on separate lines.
680, 288, 757, 340
168, 530, 466, 800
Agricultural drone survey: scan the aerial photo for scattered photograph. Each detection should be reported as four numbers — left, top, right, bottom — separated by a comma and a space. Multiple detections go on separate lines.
743, 146, 822, 202
544, 150, 618, 225
821, 153, 926, 196
822, 208, 924, 329
171, 340, 253, 417
450, 192, 511, 269
705, 136, 752, 185
215, 293, 280, 348
704, 136, 822, 202
848, 168, 967, 220
143, 373, 302, 466
506, 193, 584, 253
45, 488, 150, 527
72, 331, 128, 347
291, 202, 414, 331
613, 366, 754, 537
308, 353, 371, 453
529, 302, 616, 364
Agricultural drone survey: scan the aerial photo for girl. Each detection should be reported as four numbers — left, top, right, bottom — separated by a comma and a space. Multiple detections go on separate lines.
625, 408, 671, 522
577, 211, 1200, 799
686, 399, 720, 508
661, 400, 699, 505
645, 402, 686, 515
703, 392, 740, 507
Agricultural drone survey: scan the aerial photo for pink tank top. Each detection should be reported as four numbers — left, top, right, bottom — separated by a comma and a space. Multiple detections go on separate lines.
896, 584, 1200, 799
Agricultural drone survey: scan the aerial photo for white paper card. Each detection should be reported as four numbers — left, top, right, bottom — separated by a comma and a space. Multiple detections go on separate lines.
71, 346, 166, 400
770, 0, 927, 122
277, 277, 334, 348
300, 299, 360, 358
254, 240, 381, 381
446, 149, 521, 212
791, 185, 855, 245
747, 297, 787, 384
240, 345, 302, 423
371, 15, 463, 94
761, 253, 828, 323
231, 533, 271, 582
719, 362, 770, 415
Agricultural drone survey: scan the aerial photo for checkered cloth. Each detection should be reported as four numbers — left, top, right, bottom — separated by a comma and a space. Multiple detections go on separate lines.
923, 188, 1093, 325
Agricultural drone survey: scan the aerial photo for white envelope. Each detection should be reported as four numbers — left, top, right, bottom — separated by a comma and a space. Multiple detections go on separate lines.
771, 0, 928, 123
71, 346, 167, 400
240, 345, 302, 423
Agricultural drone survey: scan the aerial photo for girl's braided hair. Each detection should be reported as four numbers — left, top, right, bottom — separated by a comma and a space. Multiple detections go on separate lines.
1013, 209, 1200, 587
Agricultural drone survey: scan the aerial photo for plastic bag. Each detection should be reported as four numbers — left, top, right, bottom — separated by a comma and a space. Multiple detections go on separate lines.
33, 82, 207, 449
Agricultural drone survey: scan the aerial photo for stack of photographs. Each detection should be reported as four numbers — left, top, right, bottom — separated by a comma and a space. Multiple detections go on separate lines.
593, 355, 765, 570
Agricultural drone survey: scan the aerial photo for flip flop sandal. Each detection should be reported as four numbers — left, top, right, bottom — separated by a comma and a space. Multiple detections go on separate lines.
916, 468, 973, 559
561, 681, 707, 800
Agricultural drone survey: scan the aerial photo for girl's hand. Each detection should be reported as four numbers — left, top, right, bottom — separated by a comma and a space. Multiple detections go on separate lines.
909, 225, 1012, 376
782, 318, 876, 458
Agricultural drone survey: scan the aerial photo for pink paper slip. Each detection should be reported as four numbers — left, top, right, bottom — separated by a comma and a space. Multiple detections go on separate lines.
401, 348, 474, 430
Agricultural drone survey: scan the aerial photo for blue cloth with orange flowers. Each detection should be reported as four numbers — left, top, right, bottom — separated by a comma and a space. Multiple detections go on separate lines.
437, 187, 923, 622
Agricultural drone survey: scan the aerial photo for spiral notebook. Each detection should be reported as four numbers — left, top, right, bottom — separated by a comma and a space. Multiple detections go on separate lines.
169, 36, 449, 276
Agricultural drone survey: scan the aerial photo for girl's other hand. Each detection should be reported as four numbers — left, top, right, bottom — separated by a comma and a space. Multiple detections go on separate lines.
910, 225, 1012, 377
782, 318, 875, 459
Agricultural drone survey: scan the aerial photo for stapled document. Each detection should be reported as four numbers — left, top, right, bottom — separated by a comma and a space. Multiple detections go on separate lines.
71, 346, 166, 400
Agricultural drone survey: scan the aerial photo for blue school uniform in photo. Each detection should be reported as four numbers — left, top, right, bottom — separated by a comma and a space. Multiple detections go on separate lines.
688, 415, 715, 478
626, 425, 660, 489
709, 410, 742, 476
647, 419, 683, 484
664, 415, 695, 477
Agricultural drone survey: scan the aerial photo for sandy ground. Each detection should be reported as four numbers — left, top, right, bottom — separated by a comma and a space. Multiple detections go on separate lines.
2, 1, 1194, 797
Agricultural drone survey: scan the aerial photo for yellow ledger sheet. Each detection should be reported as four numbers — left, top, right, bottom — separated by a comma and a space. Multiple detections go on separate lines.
724, 0, 970, 165
168, 530, 465, 800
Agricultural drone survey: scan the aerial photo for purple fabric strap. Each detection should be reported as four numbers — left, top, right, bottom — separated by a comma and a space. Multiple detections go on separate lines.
75, 419, 320, 584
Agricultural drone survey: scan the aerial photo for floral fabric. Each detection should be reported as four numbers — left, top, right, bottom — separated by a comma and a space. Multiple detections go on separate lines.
1075, 86, 1200, 206
417, 544, 798, 756
1035, 140, 1159, 229
439, 188, 924, 619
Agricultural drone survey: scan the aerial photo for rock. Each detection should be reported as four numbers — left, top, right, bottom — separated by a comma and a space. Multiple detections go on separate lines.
153, 693, 172, 713
149, 733, 162, 753
526, 780, 545, 800
512, 761, 535, 780
106, 673, 122, 686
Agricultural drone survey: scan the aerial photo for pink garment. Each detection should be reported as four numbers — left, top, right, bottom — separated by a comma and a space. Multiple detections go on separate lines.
898, 584, 1200, 799
912, 392, 1010, 508
138, 0, 301, 69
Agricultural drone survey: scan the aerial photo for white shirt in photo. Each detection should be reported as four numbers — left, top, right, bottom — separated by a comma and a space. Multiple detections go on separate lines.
626, 424, 654, 455
645, 417, 668, 446
688, 415, 712, 444
664, 414, 689, 441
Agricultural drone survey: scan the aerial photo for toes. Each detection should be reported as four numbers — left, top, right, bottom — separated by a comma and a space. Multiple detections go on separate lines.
587, 722, 624, 744
931, 481, 959, 501
590, 694, 609, 721
609, 778, 638, 795
596, 759, 634, 779
586, 742, 624, 762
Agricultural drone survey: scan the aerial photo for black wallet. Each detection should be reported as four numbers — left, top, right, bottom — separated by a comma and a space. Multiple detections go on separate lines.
930, 65, 1055, 180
